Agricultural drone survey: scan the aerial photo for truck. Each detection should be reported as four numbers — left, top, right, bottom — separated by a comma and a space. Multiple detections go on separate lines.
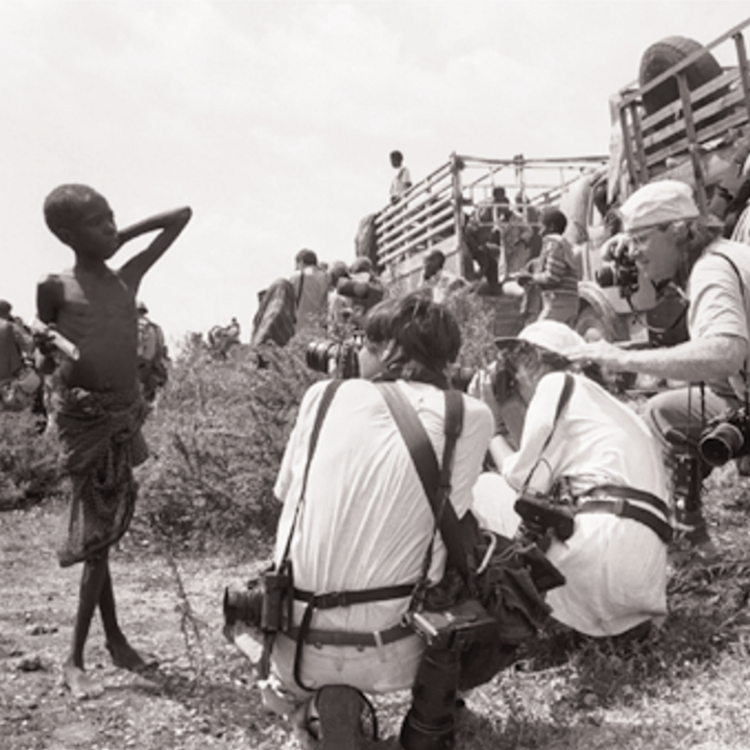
368, 16, 750, 348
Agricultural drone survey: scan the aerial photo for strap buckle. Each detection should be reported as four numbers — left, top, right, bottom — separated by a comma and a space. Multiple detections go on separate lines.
314, 591, 349, 609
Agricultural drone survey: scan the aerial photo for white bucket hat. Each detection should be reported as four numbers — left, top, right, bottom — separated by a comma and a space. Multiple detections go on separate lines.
495, 320, 585, 361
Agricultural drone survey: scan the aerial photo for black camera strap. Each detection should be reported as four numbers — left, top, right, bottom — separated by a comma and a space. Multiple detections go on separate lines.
377, 382, 467, 585
518, 372, 575, 497
287, 379, 419, 690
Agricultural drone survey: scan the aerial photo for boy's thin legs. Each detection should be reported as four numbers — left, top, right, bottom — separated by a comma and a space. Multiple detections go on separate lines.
99, 566, 152, 670
63, 554, 109, 698
63, 550, 153, 699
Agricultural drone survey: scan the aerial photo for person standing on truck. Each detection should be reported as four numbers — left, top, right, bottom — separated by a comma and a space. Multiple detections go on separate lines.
389, 150, 412, 204
569, 180, 748, 559
516, 208, 579, 325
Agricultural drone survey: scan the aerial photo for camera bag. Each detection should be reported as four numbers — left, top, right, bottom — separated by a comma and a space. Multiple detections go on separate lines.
377, 382, 559, 690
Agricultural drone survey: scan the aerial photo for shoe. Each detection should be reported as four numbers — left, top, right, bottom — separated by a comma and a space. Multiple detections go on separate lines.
315, 685, 367, 750
678, 510, 720, 561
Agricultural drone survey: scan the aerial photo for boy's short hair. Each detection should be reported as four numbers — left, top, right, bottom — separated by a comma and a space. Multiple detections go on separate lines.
364, 291, 461, 373
390, 150, 404, 165
424, 249, 445, 268
541, 207, 568, 234
295, 248, 318, 267
43, 184, 103, 239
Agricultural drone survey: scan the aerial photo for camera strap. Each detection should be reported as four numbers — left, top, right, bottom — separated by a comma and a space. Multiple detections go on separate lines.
279, 378, 345, 565
376, 382, 467, 588
287, 379, 419, 690
518, 372, 575, 497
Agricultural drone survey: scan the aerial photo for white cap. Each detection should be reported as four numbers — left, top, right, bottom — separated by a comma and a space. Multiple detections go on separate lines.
495, 320, 585, 359
619, 180, 700, 232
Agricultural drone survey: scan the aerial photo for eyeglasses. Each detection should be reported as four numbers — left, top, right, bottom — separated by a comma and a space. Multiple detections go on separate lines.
627, 224, 669, 248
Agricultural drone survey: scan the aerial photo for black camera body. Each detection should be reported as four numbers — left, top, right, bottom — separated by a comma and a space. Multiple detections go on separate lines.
514, 494, 575, 542
699, 408, 750, 467
408, 599, 496, 652
223, 561, 294, 634
595, 241, 639, 297
306, 335, 362, 379
448, 360, 515, 403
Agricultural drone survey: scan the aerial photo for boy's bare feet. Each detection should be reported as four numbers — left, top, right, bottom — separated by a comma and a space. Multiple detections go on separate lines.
63, 662, 104, 700
106, 640, 158, 672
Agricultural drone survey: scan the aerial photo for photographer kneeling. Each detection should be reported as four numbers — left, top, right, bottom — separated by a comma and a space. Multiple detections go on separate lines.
240, 293, 494, 749
570, 181, 750, 558
471, 320, 671, 639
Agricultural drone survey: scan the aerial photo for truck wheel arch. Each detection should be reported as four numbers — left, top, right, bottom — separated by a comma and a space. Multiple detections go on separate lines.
573, 287, 629, 342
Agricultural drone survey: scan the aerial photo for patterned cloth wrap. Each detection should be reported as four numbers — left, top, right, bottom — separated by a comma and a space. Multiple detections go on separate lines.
54, 384, 149, 567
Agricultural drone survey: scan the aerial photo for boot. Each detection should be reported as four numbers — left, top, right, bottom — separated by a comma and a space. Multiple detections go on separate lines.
673, 453, 719, 560
315, 685, 367, 750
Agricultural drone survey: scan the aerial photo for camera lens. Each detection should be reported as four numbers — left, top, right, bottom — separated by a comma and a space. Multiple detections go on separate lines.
700, 422, 745, 467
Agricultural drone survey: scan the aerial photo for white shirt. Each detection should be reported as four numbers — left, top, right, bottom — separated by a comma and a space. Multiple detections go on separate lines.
473, 371, 669, 637
271, 377, 493, 693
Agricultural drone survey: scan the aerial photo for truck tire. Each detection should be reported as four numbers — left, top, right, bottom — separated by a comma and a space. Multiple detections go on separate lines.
639, 35, 723, 116
574, 304, 616, 343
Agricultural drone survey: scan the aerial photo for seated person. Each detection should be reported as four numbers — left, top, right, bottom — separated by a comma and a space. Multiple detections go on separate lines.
421, 249, 466, 304
240, 293, 493, 748
335, 257, 385, 327
516, 208, 579, 325
470, 320, 670, 639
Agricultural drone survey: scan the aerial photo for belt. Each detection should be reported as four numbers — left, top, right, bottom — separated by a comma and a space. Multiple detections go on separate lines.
287, 622, 414, 648
293, 583, 415, 609
577, 485, 673, 544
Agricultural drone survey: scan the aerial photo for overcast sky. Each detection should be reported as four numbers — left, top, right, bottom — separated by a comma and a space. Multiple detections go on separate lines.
3, 0, 749, 345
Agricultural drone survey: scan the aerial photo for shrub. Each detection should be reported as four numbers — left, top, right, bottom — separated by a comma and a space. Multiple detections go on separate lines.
0, 411, 65, 510
137, 334, 321, 552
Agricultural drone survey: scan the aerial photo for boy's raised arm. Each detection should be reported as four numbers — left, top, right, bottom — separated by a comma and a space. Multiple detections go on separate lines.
118, 206, 192, 286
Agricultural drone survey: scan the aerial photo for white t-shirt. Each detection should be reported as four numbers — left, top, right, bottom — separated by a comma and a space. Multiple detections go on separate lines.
473, 371, 669, 637
271, 377, 493, 694
688, 238, 750, 399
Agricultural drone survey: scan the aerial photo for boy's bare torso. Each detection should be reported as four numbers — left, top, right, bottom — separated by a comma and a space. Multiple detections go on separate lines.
43, 266, 139, 393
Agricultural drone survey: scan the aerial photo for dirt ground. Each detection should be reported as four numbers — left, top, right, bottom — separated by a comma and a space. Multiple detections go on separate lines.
0, 502, 308, 750
4, 485, 750, 750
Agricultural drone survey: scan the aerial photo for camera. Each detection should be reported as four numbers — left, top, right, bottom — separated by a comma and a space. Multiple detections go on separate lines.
514, 494, 575, 542
595, 241, 639, 297
448, 358, 516, 403
699, 409, 750, 467
407, 599, 496, 652
400, 646, 460, 750
305, 335, 362, 379
223, 561, 293, 634
223, 583, 263, 629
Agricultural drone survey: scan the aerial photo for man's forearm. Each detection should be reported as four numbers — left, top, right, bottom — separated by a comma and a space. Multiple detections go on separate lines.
617, 335, 746, 382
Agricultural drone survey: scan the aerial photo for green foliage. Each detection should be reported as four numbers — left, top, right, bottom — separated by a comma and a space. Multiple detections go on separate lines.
0, 411, 65, 510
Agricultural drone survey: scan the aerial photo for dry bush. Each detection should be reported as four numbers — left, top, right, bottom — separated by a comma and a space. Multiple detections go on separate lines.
0, 411, 65, 510
137, 332, 321, 553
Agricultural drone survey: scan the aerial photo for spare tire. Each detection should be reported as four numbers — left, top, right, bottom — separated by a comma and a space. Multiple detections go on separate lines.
639, 35, 723, 115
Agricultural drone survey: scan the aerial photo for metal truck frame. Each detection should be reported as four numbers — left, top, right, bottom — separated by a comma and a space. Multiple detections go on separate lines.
372, 16, 750, 346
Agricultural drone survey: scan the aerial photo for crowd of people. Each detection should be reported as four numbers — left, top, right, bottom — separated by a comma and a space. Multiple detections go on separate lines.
5, 166, 750, 750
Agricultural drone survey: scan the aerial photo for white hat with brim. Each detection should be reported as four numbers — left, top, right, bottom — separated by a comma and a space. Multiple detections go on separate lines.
495, 320, 586, 361
619, 179, 701, 232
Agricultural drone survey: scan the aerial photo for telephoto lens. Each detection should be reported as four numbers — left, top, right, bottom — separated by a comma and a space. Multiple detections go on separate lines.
700, 421, 746, 467
400, 645, 460, 750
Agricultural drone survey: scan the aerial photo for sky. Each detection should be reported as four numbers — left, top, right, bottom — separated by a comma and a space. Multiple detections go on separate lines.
3, 0, 749, 347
